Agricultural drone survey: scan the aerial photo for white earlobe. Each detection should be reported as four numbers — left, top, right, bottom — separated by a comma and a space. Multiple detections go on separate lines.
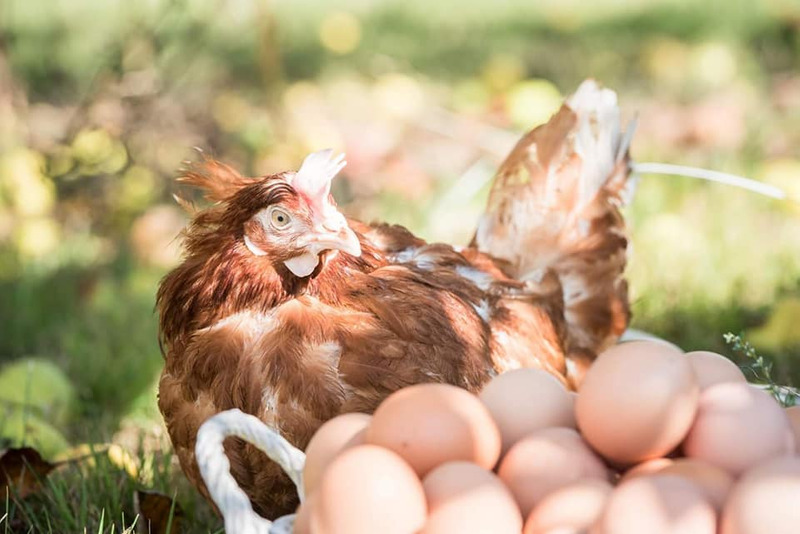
284, 252, 320, 277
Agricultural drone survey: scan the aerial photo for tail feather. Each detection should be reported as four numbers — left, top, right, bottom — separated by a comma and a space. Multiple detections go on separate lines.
475, 80, 633, 367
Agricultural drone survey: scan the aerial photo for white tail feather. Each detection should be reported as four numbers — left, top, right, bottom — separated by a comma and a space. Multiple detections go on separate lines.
567, 80, 626, 209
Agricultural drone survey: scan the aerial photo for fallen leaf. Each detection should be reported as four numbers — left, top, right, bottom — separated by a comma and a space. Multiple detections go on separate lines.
136, 489, 184, 534
0, 447, 56, 498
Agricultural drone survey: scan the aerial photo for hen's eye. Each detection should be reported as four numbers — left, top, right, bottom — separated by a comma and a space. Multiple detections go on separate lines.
270, 208, 291, 229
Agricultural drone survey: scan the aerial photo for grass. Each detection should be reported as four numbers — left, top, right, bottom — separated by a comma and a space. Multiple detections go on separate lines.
1, 446, 221, 533
0, 0, 798, 530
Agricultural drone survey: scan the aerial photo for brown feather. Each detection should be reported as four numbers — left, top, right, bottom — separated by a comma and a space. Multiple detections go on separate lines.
157, 83, 632, 518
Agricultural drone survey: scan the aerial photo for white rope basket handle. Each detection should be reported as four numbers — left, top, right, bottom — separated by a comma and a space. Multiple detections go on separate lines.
195, 409, 307, 534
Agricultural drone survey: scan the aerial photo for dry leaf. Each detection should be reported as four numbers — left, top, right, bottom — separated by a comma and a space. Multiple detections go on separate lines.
0, 447, 56, 498
136, 489, 184, 534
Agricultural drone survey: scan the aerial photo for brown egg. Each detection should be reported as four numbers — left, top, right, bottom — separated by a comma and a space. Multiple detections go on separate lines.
479, 368, 575, 455
367, 383, 501, 476
720, 456, 800, 534
686, 351, 746, 390
620, 458, 674, 482
786, 405, 800, 450
313, 445, 427, 534
293, 496, 315, 534
683, 382, 796, 475
575, 341, 699, 466
655, 458, 734, 510
596, 475, 716, 534
522, 479, 612, 534
498, 427, 609, 517
303, 412, 371, 495
420, 461, 522, 534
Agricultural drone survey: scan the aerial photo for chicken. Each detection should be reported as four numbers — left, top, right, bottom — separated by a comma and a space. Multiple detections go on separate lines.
157, 80, 633, 519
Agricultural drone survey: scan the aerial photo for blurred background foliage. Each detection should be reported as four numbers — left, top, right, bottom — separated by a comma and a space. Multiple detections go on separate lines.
0, 0, 799, 529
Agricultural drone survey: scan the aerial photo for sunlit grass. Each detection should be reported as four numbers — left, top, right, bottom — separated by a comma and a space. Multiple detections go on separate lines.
0, 0, 798, 530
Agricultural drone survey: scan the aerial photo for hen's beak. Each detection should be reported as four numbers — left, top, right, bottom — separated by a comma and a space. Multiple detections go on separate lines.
308, 225, 362, 257
284, 224, 361, 278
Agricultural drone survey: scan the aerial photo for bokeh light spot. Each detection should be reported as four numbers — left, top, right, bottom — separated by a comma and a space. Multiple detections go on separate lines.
319, 12, 362, 55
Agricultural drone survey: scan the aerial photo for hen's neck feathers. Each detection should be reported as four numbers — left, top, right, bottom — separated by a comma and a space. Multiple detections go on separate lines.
157, 223, 380, 351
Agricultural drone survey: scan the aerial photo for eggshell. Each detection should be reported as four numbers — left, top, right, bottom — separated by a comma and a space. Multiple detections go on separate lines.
313, 445, 426, 534
522, 479, 612, 534
366, 383, 501, 476
575, 341, 698, 466
786, 405, 800, 450
720, 456, 800, 534
498, 427, 609, 516
686, 351, 746, 390
303, 412, 371, 495
596, 475, 716, 534
479, 368, 575, 455
619, 458, 674, 482
683, 382, 795, 475
656, 458, 734, 510
293, 496, 315, 534
420, 461, 522, 534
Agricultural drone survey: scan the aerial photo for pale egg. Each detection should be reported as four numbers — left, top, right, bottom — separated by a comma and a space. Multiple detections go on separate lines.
498, 427, 609, 516
596, 475, 716, 534
786, 405, 800, 450
576, 341, 699, 466
366, 383, 501, 476
420, 461, 522, 534
479, 368, 575, 455
683, 382, 795, 475
293, 495, 315, 534
657, 458, 734, 510
720, 456, 800, 534
303, 412, 371, 495
619, 458, 674, 482
312, 445, 427, 534
686, 351, 746, 390
522, 479, 612, 534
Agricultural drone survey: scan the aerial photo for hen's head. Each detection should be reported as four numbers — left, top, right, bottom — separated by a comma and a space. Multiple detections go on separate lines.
179, 149, 361, 279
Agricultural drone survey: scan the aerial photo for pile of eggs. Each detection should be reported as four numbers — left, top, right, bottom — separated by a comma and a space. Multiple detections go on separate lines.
293, 341, 800, 534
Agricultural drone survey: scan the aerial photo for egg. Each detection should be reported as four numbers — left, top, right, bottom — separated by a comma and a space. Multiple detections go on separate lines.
303, 412, 371, 495
720, 456, 800, 534
366, 383, 501, 476
420, 461, 522, 534
522, 479, 612, 534
498, 427, 609, 516
657, 458, 734, 510
683, 382, 795, 475
312, 445, 427, 534
596, 475, 716, 534
620, 457, 674, 482
686, 351, 746, 390
479, 368, 575, 455
576, 341, 699, 466
786, 405, 800, 449
293, 496, 315, 534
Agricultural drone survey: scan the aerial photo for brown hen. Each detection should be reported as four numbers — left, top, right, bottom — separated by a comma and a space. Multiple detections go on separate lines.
157, 80, 633, 518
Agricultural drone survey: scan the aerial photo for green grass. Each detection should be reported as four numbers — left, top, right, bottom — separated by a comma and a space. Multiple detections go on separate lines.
1, 447, 221, 533
0, 0, 799, 530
